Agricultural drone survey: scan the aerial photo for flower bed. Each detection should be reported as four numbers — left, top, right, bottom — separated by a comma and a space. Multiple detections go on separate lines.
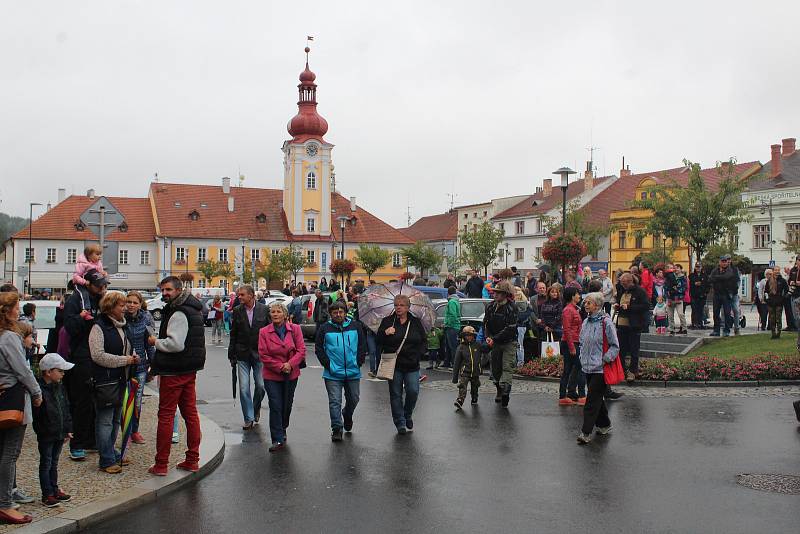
516, 354, 800, 381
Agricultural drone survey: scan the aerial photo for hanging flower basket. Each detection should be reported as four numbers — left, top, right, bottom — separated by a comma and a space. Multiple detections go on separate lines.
399, 272, 415, 281
541, 233, 587, 270
330, 259, 357, 276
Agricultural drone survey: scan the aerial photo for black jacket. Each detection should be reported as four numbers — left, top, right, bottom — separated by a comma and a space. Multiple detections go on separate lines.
452, 341, 482, 382
152, 291, 206, 375
312, 297, 330, 324
464, 276, 485, 299
766, 276, 789, 306
228, 302, 269, 364
63, 287, 101, 363
483, 300, 518, 344
32, 379, 72, 442
616, 285, 649, 331
688, 271, 709, 299
376, 313, 427, 373
709, 265, 740, 295
788, 266, 800, 296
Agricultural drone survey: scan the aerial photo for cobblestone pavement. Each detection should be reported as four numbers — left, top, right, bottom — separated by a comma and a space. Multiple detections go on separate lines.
0, 390, 188, 532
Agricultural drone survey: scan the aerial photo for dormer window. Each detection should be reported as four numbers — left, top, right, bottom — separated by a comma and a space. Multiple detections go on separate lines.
174, 201, 181, 208
189, 210, 200, 221
117, 221, 128, 233
74, 220, 86, 231
255, 213, 267, 224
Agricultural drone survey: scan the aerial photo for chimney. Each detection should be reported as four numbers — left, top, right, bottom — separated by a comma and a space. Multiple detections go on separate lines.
584, 161, 594, 190
771, 144, 782, 178
87, 188, 95, 199
543, 178, 552, 197
228, 196, 234, 212
620, 165, 632, 177
349, 196, 357, 212
535, 186, 543, 193
222, 176, 231, 194
57, 188, 66, 204
782, 137, 796, 157
46, 203, 52, 211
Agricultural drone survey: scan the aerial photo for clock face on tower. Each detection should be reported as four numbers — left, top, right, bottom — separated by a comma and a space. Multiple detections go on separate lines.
306, 144, 318, 157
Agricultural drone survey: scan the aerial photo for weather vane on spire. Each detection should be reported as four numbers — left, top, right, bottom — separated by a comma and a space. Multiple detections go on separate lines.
305, 36, 314, 61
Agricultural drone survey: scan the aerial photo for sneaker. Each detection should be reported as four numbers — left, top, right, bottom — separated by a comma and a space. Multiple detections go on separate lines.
367, 371, 376, 378
69, 449, 86, 461
709, 331, 720, 337
331, 429, 343, 442
120, 457, 131, 466
454, 399, 464, 410
41, 495, 60, 508
471, 397, 478, 405
406, 419, 413, 431
596, 425, 613, 435
577, 396, 587, 406
55, 490, 71, 502
147, 464, 168, 476
343, 412, 353, 432
243, 421, 255, 430
576, 433, 592, 444
558, 397, 576, 406
177, 460, 199, 472
254, 412, 260, 424
734, 328, 740, 335
396, 426, 407, 435
606, 390, 624, 400
268, 442, 285, 452
172, 432, 180, 444
11, 488, 34, 504
722, 332, 730, 337
131, 432, 145, 444
100, 465, 122, 474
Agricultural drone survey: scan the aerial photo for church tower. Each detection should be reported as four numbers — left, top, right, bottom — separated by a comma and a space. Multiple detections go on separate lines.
282, 46, 333, 237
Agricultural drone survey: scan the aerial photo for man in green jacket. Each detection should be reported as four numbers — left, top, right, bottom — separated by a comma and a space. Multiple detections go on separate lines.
441, 286, 461, 368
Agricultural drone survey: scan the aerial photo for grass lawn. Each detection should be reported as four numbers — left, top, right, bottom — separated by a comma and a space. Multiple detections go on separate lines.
685, 333, 798, 359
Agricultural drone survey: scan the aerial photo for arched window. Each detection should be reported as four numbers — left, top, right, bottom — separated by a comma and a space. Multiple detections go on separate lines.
306, 171, 316, 189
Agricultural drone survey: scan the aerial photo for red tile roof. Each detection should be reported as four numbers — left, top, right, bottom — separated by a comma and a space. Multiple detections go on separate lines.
580, 162, 761, 223
12, 196, 155, 242
493, 176, 614, 220
401, 211, 458, 242
329, 193, 413, 245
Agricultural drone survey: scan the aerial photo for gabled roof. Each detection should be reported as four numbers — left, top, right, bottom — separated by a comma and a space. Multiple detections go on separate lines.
328, 193, 413, 245
13, 196, 155, 242
581, 161, 761, 223
493, 176, 613, 220
747, 151, 798, 191
401, 211, 458, 242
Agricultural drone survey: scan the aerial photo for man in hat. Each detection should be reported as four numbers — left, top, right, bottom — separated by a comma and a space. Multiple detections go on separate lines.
482, 281, 518, 408
63, 269, 107, 460
708, 255, 739, 337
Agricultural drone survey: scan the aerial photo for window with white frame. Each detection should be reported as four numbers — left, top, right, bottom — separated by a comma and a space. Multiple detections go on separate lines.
321, 252, 328, 270
197, 247, 207, 263
306, 250, 315, 265
306, 217, 315, 232
67, 248, 77, 264
753, 225, 771, 249
118, 249, 128, 265
535, 246, 542, 260
140, 250, 150, 265
618, 230, 627, 249
515, 221, 525, 235
534, 218, 542, 234
251, 248, 260, 264
514, 248, 524, 261
336, 250, 344, 260
25, 248, 34, 263
219, 248, 228, 263
271, 249, 280, 257
175, 247, 186, 262
392, 252, 402, 268
197, 279, 206, 288
306, 171, 316, 189
787, 223, 800, 246
46, 248, 56, 263
499, 222, 505, 234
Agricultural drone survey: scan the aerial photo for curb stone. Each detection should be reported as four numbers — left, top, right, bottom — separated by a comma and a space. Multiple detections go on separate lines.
512, 373, 800, 388
15, 412, 225, 534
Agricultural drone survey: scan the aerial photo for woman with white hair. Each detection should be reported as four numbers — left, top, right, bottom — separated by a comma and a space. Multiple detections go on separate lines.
576, 292, 619, 445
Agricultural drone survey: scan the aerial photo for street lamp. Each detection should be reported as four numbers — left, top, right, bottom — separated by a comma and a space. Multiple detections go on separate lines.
552, 167, 576, 234
239, 237, 249, 284
663, 236, 667, 260
337, 216, 350, 287
27, 202, 42, 294
504, 242, 510, 268
761, 199, 774, 264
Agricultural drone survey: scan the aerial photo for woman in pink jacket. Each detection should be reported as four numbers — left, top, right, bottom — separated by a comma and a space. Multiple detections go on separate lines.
258, 301, 306, 452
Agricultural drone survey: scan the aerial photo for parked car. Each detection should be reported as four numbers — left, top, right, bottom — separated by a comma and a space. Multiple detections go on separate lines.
146, 297, 166, 321
289, 292, 335, 339
412, 285, 465, 301
433, 298, 491, 331
19, 300, 61, 354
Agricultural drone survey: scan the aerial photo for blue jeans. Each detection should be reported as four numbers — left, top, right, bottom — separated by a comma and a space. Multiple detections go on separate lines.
324, 379, 360, 431
264, 379, 298, 444
516, 326, 526, 366
388, 369, 420, 429
94, 402, 121, 468
558, 343, 586, 398
37, 440, 63, 497
237, 358, 265, 424
712, 292, 734, 334
443, 327, 459, 366
366, 329, 379, 374
131, 370, 147, 434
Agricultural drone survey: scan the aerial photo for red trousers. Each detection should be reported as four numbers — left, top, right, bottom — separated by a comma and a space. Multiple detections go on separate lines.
156, 373, 202, 467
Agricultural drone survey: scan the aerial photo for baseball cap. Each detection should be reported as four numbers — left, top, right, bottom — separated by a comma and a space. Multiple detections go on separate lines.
84, 269, 109, 287
461, 325, 476, 335
39, 353, 75, 372
720, 254, 732, 261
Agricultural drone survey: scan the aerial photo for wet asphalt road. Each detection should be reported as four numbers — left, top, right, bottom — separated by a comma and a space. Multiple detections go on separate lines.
91, 334, 800, 534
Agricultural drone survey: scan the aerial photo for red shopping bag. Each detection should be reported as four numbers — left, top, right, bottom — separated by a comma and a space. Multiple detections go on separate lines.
601, 318, 624, 385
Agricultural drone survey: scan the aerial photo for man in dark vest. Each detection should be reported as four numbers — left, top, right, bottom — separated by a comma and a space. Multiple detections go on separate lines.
228, 284, 268, 430
146, 276, 206, 476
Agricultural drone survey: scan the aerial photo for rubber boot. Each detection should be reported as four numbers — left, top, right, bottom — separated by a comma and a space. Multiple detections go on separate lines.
494, 383, 502, 403
500, 383, 511, 408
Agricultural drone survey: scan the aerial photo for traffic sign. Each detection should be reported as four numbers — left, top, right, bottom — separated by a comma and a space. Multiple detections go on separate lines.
769, 260, 776, 267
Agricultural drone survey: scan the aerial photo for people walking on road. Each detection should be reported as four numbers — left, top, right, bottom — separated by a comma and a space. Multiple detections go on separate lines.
377, 295, 427, 434
688, 263, 709, 329
708, 255, 739, 337
766, 269, 788, 339
0, 292, 42, 525
666, 264, 688, 335
576, 292, 620, 445
538, 284, 563, 344
63, 269, 107, 461
228, 285, 268, 430
258, 302, 306, 452
614, 273, 648, 384
88, 291, 140, 474
147, 276, 206, 475
32, 353, 74, 507
124, 291, 154, 445
452, 326, 481, 409
559, 286, 585, 405
441, 286, 461, 368
483, 281, 518, 408
315, 301, 366, 442
209, 296, 224, 344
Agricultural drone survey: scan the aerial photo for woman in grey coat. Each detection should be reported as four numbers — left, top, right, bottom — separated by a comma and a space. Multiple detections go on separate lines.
577, 292, 620, 444
0, 292, 42, 524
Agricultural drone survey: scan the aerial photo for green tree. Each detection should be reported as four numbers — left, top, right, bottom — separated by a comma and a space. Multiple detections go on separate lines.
0, 212, 27, 244
276, 245, 310, 282
701, 244, 753, 275
630, 158, 755, 264
354, 244, 391, 281
255, 257, 288, 289
401, 241, 442, 277
215, 261, 235, 287
197, 259, 222, 286
540, 199, 610, 258
458, 221, 505, 276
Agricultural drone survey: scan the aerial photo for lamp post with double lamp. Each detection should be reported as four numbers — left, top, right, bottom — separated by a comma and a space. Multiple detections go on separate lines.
760, 199, 774, 264
27, 202, 42, 294
552, 167, 576, 234
239, 237, 249, 285
504, 242, 510, 268
337, 216, 350, 288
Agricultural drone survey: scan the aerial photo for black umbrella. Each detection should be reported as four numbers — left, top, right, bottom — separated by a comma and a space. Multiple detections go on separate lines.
231, 365, 237, 401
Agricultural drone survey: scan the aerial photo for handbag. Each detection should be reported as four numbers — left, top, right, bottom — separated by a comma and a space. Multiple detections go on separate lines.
0, 382, 26, 429
377, 319, 410, 380
602, 318, 624, 385
540, 331, 560, 359
92, 378, 122, 408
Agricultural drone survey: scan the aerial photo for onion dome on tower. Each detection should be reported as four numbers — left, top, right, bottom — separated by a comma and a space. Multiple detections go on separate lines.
287, 47, 329, 143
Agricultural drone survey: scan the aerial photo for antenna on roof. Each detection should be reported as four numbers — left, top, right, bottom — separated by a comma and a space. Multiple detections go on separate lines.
407, 202, 412, 227
586, 145, 600, 175
447, 192, 457, 211
238, 168, 245, 187
154, 172, 159, 183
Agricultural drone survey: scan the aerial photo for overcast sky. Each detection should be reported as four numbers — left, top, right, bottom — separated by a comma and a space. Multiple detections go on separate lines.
2, 1, 799, 227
